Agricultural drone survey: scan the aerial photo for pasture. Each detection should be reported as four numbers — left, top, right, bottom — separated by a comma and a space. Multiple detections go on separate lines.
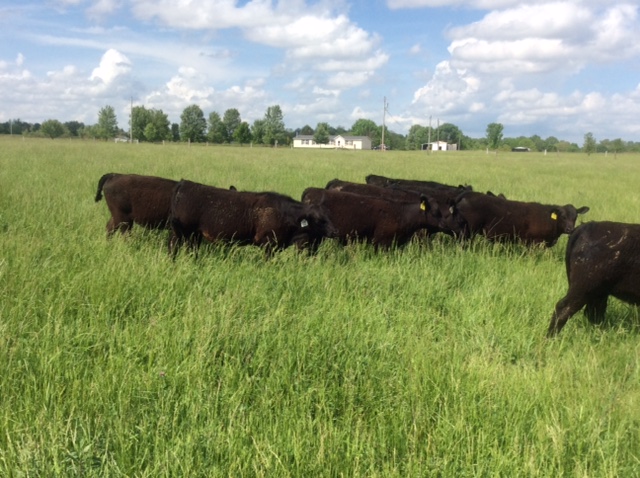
1, 137, 640, 476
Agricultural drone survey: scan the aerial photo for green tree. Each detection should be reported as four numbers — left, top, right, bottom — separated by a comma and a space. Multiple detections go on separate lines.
263, 105, 286, 146
385, 130, 405, 151
140, 109, 170, 142
350, 118, 379, 139
313, 122, 330, 145
233, 122, 252, 146
543, 136, 560, 152
486, 122, 504, 150
131, 106, 152, 141
96, 105, 118, 140
171, 123, 180, 142
179, 104, 206, 143
40, 119, 65, 139
438, 123, 463, 148
299, 124, 314, 135
251, 119, 266, 145
222, 108, 242, 143
63, 121, 84, 137
583, 132, 596, 156
207, 112, 226, 143
405, 125, 429, 150
143, 123, 158, 143
131, 107, 170, 142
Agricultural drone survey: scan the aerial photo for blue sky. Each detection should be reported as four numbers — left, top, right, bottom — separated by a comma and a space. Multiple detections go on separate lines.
1, 0, 639, 143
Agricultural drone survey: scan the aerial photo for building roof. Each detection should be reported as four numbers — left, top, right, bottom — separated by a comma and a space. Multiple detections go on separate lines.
295, 134, 371, 141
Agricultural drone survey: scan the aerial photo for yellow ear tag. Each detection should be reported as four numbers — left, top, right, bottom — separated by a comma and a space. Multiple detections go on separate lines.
420, 202, 426, 211
551, 212, 558, 220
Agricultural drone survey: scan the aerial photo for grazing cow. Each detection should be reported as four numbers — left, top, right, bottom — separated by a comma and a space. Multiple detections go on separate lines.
95, 173, 178, 236
326, 178, 422, 201
449, 191, 589, 246
547, 221, 640, 336
301, 187, 442, 249
365, 174, 473, 193
364, 175, 475, 234
324, 178, 453, 236
169, 179, 334, 256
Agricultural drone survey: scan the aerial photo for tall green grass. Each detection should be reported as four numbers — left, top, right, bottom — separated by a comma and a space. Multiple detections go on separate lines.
1, 137, 640, 476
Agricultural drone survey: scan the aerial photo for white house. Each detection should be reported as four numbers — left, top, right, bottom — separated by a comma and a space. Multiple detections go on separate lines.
422, 141, 457, 151
293, 134, 372, 150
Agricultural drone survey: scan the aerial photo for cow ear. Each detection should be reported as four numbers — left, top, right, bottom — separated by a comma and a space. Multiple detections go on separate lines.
577, 206, 590, 215
550, 209, 559, 221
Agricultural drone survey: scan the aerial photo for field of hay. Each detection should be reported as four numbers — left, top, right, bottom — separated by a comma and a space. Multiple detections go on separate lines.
1, 137, 639, 476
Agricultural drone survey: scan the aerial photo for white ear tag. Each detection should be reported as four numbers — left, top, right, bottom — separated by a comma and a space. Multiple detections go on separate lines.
300, 219, 309, 228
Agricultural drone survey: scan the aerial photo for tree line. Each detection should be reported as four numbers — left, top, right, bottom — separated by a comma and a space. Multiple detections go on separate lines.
3, 104, 640, 153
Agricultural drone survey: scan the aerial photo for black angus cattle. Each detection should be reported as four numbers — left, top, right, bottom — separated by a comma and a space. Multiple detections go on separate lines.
301, 187, 442, 249
547, 221, 640, 336
449, 191, 589, 246
169, 179, 334, 256
324, 178, 454, 236
95, 173, 178, 236
364, 176, 474, 236
326, 178, 418, 201
365, 174, 473, 193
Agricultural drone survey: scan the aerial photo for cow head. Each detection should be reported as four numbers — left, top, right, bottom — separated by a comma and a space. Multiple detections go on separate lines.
551, 205, 590, 234
419, 195, 440, 217
291, 206, 337, 252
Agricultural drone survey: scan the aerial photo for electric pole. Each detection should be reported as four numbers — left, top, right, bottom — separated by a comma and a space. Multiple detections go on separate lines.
381, 97, 387, 151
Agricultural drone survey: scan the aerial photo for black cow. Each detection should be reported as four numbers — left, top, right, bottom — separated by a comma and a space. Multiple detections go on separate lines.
324, 178, 453, 236
547, 221, 640, 336
301, 187, 441, 249
450, 191, 589, 246
95, 173, 178, 236
365, 174, 473, 192
364, 175, 474, 234
169, 179, 334, 256
326, 178, 423, 201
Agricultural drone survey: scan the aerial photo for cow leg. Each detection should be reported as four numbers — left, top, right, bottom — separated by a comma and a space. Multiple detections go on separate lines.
547, 294, 587, 337
584, 296, 608, 325
115, 221, 132, 234
106, 218, 116, 237
167, 231, 181, 258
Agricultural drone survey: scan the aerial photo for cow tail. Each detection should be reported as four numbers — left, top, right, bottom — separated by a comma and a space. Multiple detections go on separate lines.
95, 173, 116, 202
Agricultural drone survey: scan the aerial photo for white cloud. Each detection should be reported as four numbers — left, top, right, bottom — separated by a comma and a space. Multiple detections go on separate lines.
327, 71, 373, 89
446, 3, 640, 76
412, 61, 481, 114
401, 1, 640, 141
126, 0, 388, 97
387, 0, 522, 9
89, 48, 131, 84
87, 0, 122, 20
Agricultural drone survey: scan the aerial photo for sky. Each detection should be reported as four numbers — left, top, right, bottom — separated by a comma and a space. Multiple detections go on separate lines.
1, 0, 640, 143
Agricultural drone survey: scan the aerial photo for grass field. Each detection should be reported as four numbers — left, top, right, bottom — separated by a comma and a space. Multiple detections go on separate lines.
1, 137, 640, 476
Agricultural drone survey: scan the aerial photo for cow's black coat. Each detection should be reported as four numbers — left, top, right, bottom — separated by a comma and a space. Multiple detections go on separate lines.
95, 173, 178, 236
548, 221, 640, 336
301, 187, 441, 249
169, 179, 333, 256
450, 191, 589, 246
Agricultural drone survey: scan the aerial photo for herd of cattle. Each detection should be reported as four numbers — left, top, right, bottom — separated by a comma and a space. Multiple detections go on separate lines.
95, 172, 640, 337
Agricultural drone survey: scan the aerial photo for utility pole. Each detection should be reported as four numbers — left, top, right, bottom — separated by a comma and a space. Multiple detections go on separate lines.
427, 116, 432, 153
381, 96, 387, 151
130, 97, 133, 143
